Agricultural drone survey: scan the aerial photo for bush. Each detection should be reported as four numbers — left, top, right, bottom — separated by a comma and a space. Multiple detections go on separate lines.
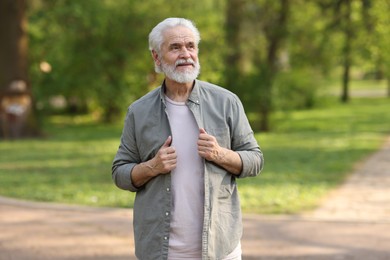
273, 69, 322, 111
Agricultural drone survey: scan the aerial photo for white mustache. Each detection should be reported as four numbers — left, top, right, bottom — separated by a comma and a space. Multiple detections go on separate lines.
175, 59, 195, 66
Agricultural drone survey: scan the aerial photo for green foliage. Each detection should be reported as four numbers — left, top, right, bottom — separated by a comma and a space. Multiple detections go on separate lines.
28, 0, 153, 122
287, 1, 335, 74
273, 69, 323, 110
27, 0, 225, 122
25, 0, 389, 128
0, 94, 388, 214
370, 0, 390, 81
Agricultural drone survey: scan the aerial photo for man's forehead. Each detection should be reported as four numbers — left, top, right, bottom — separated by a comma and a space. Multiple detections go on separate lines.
163, 26, 196, 45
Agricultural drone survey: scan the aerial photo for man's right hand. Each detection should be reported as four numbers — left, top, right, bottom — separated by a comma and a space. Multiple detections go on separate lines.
147, 136, 177, 175
130, 136, 177, 188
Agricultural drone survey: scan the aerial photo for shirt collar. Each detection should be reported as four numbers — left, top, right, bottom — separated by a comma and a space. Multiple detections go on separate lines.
188, 80, 200, 105
159, 80, 200, 105
159, 81, 167, 105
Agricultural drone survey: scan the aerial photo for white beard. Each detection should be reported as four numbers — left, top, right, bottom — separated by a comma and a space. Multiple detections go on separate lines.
160, 58, 200, 84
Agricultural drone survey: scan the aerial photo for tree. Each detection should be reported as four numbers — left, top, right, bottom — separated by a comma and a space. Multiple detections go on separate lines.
340, 0, 353, 103
256, 0, 289, 131
28, 0, 226, 122
225, 0, 245, 92
318, 0, 380, 102
225, 0, 290, 131
0, 0, 39, 139
370, 0, 390, 97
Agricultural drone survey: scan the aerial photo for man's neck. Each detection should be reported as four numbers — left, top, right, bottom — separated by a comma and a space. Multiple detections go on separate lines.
164, 79, 194, 102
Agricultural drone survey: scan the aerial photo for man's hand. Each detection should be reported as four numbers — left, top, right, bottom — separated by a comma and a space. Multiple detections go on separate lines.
147, 136, 177, 175
197, 128, 225, 162
131, 136, 176, 188
197, 128, 242, 175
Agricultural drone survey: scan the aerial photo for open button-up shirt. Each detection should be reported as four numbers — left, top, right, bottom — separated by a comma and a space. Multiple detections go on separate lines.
112, 80, 264, 260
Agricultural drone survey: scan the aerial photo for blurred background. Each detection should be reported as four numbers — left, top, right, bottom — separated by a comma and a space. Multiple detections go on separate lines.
0, 0, 389, 214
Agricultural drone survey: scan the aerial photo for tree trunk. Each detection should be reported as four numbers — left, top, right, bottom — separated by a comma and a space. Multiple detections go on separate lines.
225, 0, 245, 92
0, 0, 40, 139
258, 0, 289, 131
340, 0, 352, 103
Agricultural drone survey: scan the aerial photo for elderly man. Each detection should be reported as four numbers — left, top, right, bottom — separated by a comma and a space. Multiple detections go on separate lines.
112, 17, 264, 260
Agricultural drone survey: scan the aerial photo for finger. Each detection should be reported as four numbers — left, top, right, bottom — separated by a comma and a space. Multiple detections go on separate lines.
199, 129, 210, 141
197, 139, 207, 147
162, 136, 172, 148
165, 147, 176, 155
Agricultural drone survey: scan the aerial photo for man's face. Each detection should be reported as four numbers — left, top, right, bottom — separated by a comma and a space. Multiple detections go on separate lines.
154, 26, 200, 84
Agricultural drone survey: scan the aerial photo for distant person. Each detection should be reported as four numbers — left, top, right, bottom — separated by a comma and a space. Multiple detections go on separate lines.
0, 80, 31, 139
112, 17, 264, 259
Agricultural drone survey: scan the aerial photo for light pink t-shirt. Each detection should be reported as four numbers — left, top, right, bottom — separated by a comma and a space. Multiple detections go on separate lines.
166, 97, 205, 259
165, 96, 242, 260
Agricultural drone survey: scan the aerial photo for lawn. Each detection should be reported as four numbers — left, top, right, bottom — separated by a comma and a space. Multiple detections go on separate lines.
0, 95, 389, 214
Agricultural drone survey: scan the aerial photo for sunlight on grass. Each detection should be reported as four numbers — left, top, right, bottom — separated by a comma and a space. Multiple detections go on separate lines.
0, 96, 389, 214
240, 97, 389, 213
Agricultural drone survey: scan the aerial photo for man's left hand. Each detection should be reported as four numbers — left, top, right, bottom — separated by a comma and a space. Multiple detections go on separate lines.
197, 128, 243, 175
197, 128, 226, 162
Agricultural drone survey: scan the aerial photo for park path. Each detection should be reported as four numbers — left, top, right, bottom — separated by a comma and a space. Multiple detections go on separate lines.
0, 137, 390, 259
307, 136, 390, 222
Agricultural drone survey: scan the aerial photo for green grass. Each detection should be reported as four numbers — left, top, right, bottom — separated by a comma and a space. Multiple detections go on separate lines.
0, 96, 389, 214
324, 79, 388, 97
0, 116, 135, 208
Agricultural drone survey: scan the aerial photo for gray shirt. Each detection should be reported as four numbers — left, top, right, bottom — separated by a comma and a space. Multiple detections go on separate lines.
112, 80, 264, 259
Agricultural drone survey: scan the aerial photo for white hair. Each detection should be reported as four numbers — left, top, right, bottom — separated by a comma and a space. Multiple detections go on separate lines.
148, 17, 201, 55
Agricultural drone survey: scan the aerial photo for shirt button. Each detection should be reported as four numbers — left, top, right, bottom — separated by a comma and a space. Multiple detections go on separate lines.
166, 187, 170, 192
164, 236, 168, 240
165, 212, 169, 216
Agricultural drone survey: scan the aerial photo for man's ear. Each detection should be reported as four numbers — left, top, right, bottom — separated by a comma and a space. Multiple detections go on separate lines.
151, 50, 161, 66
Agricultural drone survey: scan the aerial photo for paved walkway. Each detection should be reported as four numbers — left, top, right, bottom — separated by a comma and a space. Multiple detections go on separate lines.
1, 137, 389, 259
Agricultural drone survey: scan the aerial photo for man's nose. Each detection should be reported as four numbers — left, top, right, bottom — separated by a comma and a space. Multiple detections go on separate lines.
179, 47, 191, 58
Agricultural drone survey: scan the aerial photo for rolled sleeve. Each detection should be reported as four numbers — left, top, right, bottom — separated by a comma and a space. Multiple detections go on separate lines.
237, 149, 264, 178
112, 108, 141, 192
230, 95, 264, 178
112, 161, 140, 192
